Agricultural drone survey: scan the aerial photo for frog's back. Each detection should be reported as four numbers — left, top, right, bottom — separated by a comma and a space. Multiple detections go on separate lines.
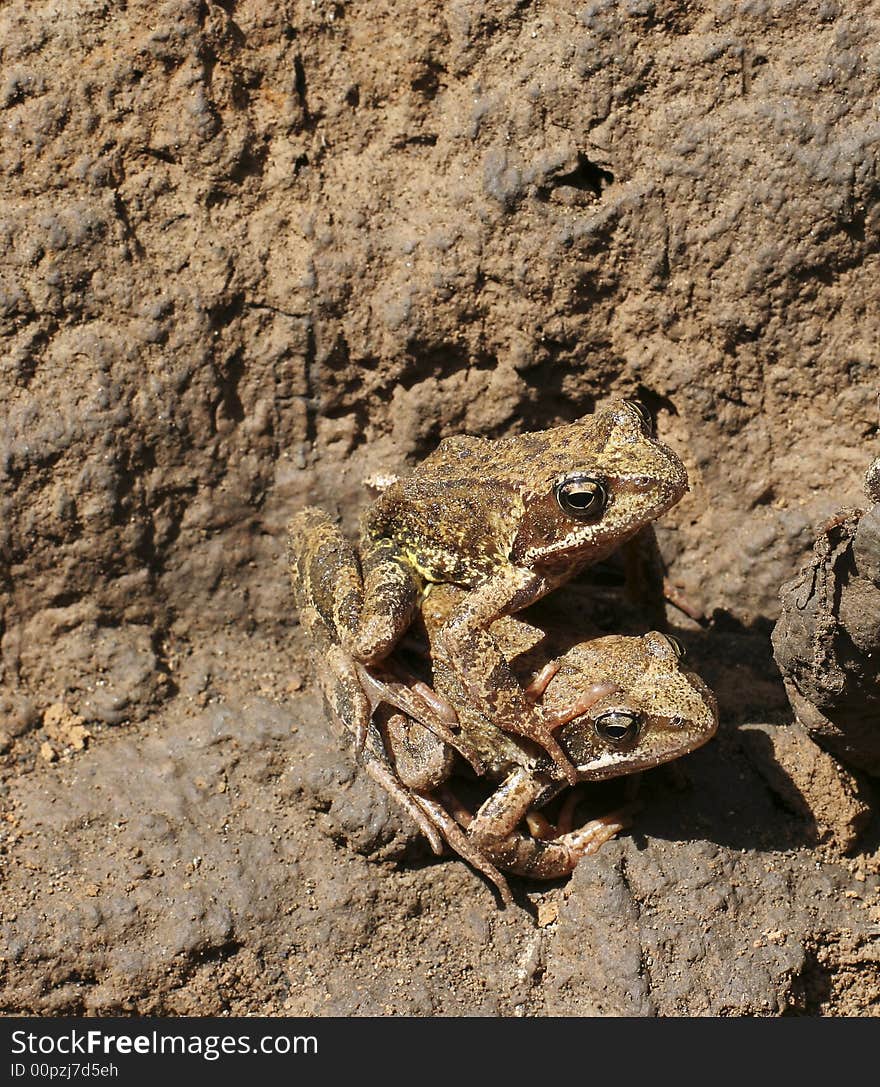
379, 476, 524, 582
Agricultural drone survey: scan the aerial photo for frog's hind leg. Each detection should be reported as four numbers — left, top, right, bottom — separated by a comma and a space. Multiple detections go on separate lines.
288, 507, 367, 651
353, 536, 423, 663
463, 768, 629, 880
359, 740, 447, 856
313, 642, 375, 759
414, 792, 514, 907
377, 708, 455, 792
356, 662, 486, 774
287, 512, 373, 753
288, 507, 423, 666
288, 508, 384, 753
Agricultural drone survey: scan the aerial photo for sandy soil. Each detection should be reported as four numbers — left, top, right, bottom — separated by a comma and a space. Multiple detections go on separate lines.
1, 1, 879, 1015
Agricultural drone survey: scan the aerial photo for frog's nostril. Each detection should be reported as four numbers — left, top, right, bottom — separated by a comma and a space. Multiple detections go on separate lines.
594, 709, 642, 745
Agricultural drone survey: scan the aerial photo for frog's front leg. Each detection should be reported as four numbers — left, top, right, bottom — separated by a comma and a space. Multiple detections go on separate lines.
288, 508, 424, 750
288, 507, 422, 665
433, 568, 579, 784
456, 769, 629, 880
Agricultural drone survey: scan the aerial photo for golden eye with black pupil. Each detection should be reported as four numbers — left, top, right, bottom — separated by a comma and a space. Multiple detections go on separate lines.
623, 399, 654, 434
594, 710, 642, 745
554, 475, 608, 521
660, 633, 686, 658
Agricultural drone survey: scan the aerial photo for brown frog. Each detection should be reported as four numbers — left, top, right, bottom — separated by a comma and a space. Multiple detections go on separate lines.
384, 585, 718, 903
288, 400, 688, 784
296, 576, 718, 905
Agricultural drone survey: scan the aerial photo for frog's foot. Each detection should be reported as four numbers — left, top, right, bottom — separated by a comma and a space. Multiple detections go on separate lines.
354, 663, 485, 774
320, 645, 374, 757
363, 656, 459, 729
552, 808, 632, 861
455, 768, 631, 881
415, 790, 514, 908
515, 715, 578, 785
359, 750, 446, 855
493, 807, 631, 880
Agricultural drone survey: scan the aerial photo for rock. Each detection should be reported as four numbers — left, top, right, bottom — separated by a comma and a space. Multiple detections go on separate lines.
772, 460, 880, 775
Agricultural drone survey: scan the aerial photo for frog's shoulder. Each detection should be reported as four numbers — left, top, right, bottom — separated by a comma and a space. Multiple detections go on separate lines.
406, 433, 523, 491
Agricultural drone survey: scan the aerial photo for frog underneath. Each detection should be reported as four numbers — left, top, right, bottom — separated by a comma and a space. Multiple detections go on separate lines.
301, 579, 718, 905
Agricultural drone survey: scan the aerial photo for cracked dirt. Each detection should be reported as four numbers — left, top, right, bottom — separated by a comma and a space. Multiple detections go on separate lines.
1, 1, 879, 1016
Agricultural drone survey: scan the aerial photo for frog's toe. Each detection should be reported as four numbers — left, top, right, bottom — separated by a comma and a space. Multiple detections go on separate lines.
524, 810, 558, 840
542, 680, 620, 731
353, 718, 369, 761
523, 661, 562, 702
562, 808, 632, 862
536, 730, 579, 786
415, 792, 515, 907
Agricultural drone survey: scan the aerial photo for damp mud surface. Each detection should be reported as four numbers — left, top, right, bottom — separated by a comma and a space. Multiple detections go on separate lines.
1, 1, 879, 1016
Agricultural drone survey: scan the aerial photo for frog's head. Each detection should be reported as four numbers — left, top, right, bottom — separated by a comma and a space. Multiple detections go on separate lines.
549, 632, 718, 781
508, 400, 688, 569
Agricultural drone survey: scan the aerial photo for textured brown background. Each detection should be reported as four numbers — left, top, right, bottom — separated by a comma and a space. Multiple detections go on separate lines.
1, 1, 878, 1015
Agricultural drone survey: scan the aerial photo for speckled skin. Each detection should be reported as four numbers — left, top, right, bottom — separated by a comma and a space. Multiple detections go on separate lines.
288, 400, 688, 783
414, 584, 718, 895
865, 456, 880, 504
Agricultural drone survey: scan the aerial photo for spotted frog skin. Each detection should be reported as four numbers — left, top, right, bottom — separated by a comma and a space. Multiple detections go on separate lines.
288, 401, 688, 784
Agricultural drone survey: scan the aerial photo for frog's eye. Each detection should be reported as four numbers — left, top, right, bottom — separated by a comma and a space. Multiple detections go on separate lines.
623, 399, 654, 434
660, 634, 686, 659
554, 475, 608, 521
594, 709, 642, 745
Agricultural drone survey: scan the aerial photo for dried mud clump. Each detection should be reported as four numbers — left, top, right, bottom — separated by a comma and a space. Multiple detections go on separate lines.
773, 458, 880, 776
